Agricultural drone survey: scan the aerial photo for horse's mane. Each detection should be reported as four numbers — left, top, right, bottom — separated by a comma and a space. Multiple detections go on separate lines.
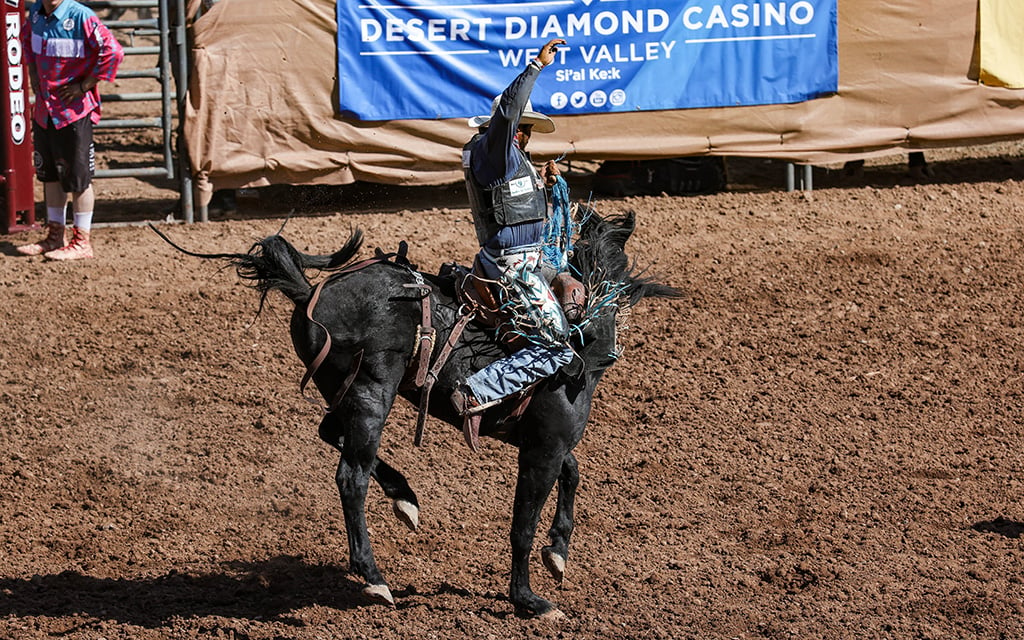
571, 206, 681, 308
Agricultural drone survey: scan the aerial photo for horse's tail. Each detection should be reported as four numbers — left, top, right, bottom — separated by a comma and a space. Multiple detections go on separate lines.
290, 229, 364, 272
149, 224, 364, 308
234, 234, 316, 306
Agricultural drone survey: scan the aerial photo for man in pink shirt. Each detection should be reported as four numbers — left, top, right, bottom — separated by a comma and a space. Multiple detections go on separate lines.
16, 0, 123, 260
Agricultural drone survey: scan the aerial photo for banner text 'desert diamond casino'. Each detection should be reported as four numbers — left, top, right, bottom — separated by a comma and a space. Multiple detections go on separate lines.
337, 0, 838, 122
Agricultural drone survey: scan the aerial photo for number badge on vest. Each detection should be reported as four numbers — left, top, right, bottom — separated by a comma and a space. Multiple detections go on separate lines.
507, 175, 533, 197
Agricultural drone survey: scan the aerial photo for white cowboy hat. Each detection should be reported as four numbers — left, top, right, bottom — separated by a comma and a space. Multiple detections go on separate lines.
467, 96, 556, 134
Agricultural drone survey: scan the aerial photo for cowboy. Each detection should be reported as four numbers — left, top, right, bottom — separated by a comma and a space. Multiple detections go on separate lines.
451, 38, 574, 436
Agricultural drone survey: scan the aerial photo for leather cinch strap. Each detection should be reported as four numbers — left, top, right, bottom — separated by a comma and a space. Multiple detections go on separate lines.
298, 277, 364, 413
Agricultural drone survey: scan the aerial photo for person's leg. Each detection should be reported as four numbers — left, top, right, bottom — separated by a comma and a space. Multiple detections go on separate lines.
44, 120, 95, 261
17, 132, 69, 255
43, 182, 66, 209
453, 341, 574, 451
463, 343, 574, 408
72, 185, 95, 231
453, 247, 573, 411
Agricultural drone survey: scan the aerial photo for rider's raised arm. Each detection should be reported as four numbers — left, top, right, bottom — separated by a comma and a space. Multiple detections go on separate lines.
471, 62, 543, 187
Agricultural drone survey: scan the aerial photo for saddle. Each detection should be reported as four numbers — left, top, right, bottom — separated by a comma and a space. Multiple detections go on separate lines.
459, 256, 508, 333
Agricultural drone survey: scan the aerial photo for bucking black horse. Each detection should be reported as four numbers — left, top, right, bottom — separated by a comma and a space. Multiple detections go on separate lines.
152, 206, 679, 618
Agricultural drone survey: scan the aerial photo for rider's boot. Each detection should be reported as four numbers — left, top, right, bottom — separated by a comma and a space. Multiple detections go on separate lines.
450, 385, 480, 415
451, 385, 493, 453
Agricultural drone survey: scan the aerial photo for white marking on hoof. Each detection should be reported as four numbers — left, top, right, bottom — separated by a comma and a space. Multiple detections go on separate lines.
393, 499, 419, 531
363, 583, 395, 605
539, 607, 567, 621
542, 549, 566, 583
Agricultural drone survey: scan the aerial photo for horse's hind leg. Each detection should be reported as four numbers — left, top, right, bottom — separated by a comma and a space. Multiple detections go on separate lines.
542, 452, 578, 583
319, 413, 420, 532
330, 377, 401, 605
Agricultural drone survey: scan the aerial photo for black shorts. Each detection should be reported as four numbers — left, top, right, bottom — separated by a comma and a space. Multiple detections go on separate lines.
33, 117, 95, 193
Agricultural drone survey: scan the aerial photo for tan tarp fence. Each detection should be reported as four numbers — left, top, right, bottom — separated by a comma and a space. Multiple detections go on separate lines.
184, 0, 1024, 198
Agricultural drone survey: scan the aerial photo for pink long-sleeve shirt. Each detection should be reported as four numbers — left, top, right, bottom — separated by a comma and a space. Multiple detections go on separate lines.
24, 0, 124, 128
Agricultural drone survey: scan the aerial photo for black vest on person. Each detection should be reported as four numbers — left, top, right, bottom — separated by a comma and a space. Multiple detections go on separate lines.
463, 133, 549, 246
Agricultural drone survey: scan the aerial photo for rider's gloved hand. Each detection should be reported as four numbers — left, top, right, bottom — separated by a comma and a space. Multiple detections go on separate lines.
542, 160, 560, 187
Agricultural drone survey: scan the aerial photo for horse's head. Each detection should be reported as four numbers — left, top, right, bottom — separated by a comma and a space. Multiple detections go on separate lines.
567, 205, 682, 372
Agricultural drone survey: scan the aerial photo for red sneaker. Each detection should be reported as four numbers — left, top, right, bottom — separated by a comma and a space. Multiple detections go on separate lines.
44, 227, 93, 261
15, 222, 66, 256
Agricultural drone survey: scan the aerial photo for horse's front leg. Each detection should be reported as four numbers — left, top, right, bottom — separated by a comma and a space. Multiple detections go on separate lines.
541, 452, 578, 583
510, 443, 566, 618
372, 456, 420, 532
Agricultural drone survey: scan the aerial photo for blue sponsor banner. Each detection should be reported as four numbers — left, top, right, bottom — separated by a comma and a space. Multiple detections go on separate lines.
337, 0, 837, 121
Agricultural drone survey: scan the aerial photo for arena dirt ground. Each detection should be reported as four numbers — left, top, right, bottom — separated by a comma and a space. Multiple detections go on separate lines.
2, 139, 1024, 640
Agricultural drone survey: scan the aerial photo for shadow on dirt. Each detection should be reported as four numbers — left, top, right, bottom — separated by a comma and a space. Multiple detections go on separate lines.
0, 241, 30, 256
972, 517, 1024, 539
0, 556, 380, 628
724, 154, 1023, 192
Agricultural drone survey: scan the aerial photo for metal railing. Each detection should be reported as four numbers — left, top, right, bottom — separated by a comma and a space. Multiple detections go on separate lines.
84, 0, 194, 220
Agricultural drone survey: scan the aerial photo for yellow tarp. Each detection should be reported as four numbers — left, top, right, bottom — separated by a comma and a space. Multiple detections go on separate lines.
979, 0, 1024, 88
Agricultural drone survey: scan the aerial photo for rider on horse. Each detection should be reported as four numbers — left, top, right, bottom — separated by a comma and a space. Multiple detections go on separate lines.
451, 38, 575, 429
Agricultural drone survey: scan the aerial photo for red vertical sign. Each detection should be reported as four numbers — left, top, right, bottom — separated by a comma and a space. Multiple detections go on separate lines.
1, 0, 36, 233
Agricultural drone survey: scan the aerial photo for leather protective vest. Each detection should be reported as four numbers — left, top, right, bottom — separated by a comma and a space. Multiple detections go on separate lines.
463, 134, 549, 245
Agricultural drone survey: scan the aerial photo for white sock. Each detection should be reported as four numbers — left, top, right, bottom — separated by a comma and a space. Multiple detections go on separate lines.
74, 212, 93, 232
47, 206, 66, 225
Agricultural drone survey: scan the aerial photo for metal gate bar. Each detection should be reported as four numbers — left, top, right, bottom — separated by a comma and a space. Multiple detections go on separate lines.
84, 0, 190, 219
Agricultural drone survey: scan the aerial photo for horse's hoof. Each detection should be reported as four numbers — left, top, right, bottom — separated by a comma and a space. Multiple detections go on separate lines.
514, 595, 562, 619
539, 607, 567, 621
393, 499, 419, 531
541, 549, 566, 583
363, 583, 395, 605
